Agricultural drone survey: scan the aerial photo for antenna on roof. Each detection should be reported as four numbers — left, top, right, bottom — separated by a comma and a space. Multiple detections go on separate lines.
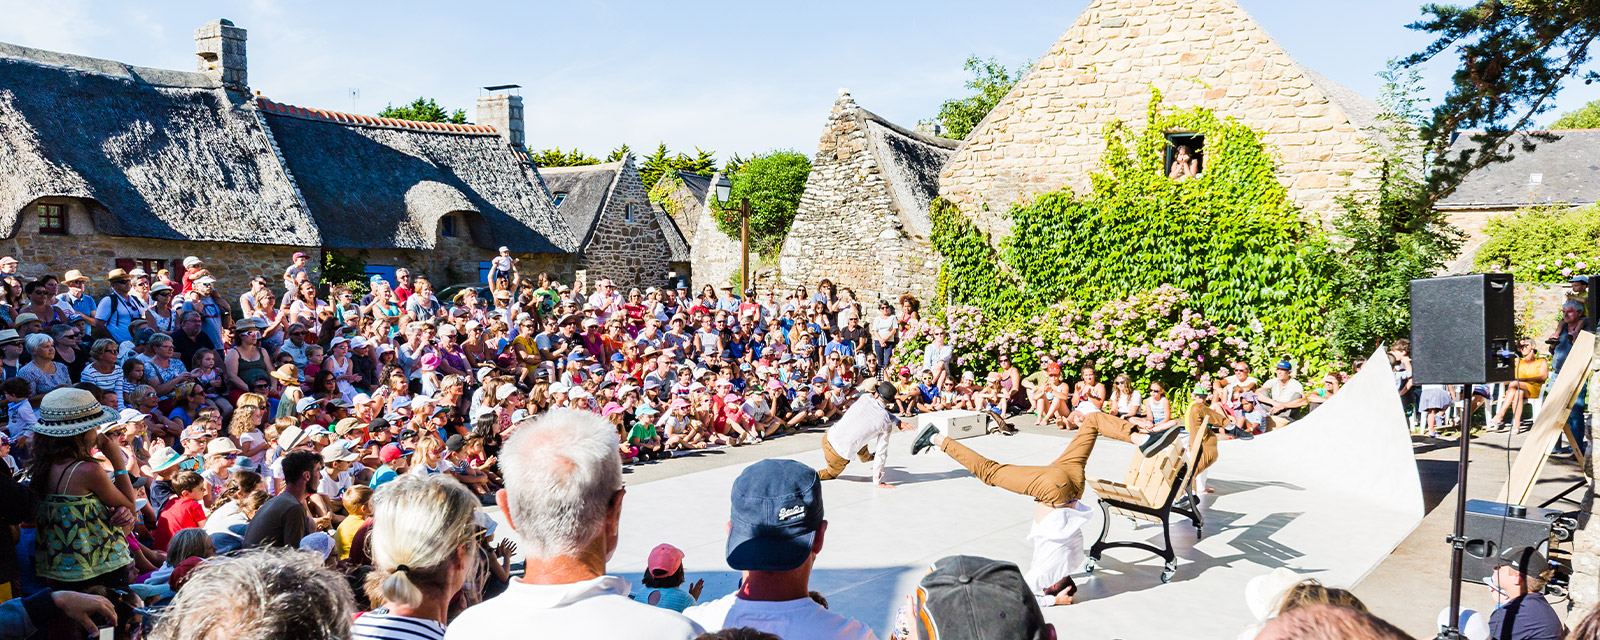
482, 84, 521, 96
348, 88, 359, 111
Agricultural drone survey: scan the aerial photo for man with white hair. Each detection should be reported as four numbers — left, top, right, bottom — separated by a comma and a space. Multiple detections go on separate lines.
816, 379, 915, 489
445, 409, 703, 639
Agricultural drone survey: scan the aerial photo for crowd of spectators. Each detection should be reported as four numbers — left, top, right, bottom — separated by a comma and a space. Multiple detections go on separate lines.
0, 250, 1583, 640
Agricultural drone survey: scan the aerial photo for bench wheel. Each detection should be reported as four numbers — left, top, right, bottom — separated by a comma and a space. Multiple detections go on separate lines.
1084, 557, 1098, 574
1160, 562, 1176, 584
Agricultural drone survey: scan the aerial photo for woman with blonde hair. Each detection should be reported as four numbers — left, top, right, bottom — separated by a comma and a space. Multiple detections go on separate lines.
357, 474, 480, 639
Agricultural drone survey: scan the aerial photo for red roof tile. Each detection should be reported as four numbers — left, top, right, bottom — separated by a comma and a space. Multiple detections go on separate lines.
254, 97, 498, 136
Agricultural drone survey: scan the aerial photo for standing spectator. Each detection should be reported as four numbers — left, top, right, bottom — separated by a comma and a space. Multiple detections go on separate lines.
683, 459, 875, 639
590, 278, 624, 323
94, 268, 143, 343
180, 275, 228, 348
28, 388, 136, 590
356, 473, 480, 640
445, 409, 702, 639
150, 548, 354, 640
171, 311, 218, 367
405, 279, 442, 322
870, 302, 897, 371
243, 449, 321, 549
394, 268, 415, 303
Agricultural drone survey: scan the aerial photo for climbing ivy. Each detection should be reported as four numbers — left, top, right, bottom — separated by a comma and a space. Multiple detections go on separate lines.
932, 91, 1334, 378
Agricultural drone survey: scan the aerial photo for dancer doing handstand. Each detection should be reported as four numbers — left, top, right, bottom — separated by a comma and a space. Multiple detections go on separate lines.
816, 379, 917, 488
910, 400, 1226, 606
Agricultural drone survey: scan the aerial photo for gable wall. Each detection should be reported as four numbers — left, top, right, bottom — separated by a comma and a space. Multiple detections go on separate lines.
688, 187, 744, 292
580, 163, 674, 290
939, 0, 1380, 238
777, 94, 939, 305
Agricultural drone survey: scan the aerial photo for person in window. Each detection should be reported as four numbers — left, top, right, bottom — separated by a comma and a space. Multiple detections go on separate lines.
1169, 144, 1200, 181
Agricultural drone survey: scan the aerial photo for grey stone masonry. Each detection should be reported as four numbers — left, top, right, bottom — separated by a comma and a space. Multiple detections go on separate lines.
581, 157, 675, 291
194, 19, 247, 91
477, 93, 525, 150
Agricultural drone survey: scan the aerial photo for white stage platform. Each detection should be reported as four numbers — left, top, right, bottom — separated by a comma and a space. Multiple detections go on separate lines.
485, 350, 1421, 639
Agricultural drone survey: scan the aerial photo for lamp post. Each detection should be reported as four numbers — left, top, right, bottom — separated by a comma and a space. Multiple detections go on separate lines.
716, 180, 751, 296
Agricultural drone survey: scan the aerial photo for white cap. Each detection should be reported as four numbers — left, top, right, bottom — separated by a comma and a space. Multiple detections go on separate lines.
498, 246, 509, 252
320, 442, 359, 463
182, 256, 202, 268
193, 275, 216, 285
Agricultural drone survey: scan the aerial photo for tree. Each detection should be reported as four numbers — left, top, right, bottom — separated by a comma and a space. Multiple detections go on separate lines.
724, 153, 751, 176
1323, 64, 1463, 361
636, 143, 718, 189
1403, 1, 1600, 204
923, 56, 1031, 140
378, 97, 468, 124
606, 144, 632, 163
1551, 99, 1600, 129
712, 150, 811, 255
529, 147, 600, 167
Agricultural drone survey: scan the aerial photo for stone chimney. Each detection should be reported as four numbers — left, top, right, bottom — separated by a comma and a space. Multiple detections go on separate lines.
477, 87, 525, 149
195, 19, 247, 91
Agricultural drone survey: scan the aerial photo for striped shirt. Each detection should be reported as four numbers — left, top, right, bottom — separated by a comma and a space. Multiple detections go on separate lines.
352, 610, 445, 640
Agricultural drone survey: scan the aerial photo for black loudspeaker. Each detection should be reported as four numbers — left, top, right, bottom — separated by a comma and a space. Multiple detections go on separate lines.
1460, 500, 1571, 584
1589, 278, 1598, 332
1410, 274, 1516, 384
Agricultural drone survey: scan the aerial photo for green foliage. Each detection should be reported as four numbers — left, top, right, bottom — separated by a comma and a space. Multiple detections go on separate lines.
922, 56, 1031, 140
1551, 99, 1600, 129
529, 147, 600, 167
712, 150, 812, 255
1475, 204, 1600, 283
1403, 1, 1600, 203
377, 97, 468, 124
1322, 63, 1462, 362
931, 91, 1333, 378
321, 252, 370, 297
606, 144, 632, 163
649, 173, 686, 214
637, 143, 718, 194
723, 153, 751, 176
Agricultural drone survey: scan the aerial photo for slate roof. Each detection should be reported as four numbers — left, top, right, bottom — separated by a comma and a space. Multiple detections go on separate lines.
0, 41, 320, 245
540, 162, 623, 249
1435, 130, 1600, 209
677, 171, 714, 204
258, 98, 574, 253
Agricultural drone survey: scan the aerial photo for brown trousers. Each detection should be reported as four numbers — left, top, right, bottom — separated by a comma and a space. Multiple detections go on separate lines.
1184, 401, 1222, 481
939, 412, 1136, 504
817, 439, 874, 481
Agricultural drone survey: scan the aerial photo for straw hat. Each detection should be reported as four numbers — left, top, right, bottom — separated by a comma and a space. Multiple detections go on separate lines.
276, 425, 307, 450
62, 269, 88, 283
32, 388, 116, 437
270, 364, 300, 385
1245, 567, 1305, 621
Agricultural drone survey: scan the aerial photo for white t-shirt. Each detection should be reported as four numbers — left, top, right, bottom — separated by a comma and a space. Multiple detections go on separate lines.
1260, 378, 1305, 405
445, 575, 702, 640
317, 470, 353, 500
684, 593, 877, 640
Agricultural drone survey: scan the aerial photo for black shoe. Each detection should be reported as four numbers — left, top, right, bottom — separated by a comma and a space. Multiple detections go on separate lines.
911, 424, 940, 455
1225, 426, 1254, 441
1140, 427, 1182, 457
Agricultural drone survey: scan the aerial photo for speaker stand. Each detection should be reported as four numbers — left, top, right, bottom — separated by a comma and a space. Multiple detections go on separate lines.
1439, 383, 1473, 640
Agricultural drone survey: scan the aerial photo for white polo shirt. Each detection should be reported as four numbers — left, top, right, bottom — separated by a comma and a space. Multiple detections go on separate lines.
445, 575, 702, 640
684, 593, 877, 640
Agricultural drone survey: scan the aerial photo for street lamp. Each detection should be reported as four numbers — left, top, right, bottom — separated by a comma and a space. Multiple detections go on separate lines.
716, 179, 751, 297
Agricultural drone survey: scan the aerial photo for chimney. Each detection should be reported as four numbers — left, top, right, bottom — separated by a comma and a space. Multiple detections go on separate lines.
195, 19, 248, 91
477, 85, 525, 149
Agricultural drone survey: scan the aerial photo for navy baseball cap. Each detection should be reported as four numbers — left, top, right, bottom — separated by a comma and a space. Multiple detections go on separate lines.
726, 459, 824, 571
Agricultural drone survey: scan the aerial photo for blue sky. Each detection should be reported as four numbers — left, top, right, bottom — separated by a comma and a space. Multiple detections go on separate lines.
3, 0, 1597, 164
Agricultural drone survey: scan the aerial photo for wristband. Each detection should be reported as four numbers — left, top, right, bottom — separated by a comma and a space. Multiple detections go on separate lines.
113, 469, 129, 477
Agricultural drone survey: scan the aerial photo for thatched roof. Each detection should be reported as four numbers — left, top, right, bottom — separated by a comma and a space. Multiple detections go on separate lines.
1436, 130, 1600, 210
540, 161, 624, 249
857, 106, 959, 238
258, 98, 575, 253
0, 41, 320, 245
657, 206, 690, 262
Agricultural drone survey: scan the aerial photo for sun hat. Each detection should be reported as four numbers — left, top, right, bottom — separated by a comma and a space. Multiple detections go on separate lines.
276, 425, 307, 450
193, 275, 216, 286
333, 417, 363, 436
231, 457, 259, 474
149, 446, 183, 472
670, 398, 690, 410
321, 442, 359, 463
11, 313, 39, 327
913, 555, 1051, 640
299, 532, 335, 560
149, 282, 173, 294
635, 405, 660, 417
62, 269, 88, 283
206, 438, 241, 456
723, 393, 742, 404
495, 384, 521, 401
391, 397, 412, 410
601, 403, 625, 418
1245, 567, 1304, 621
106, 269, 130, 282
647, 543, 685, 578
421, 354, 441, 370
32, 388, 116, 437
548, 382, 570, 394
0, 329, 20, 346
569, 387, 591, 400
304, 424, 331, 439
726, 459, 824, 572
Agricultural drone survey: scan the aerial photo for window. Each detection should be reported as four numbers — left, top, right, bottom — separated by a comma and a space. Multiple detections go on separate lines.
363, 265, 398, 289
1164, 133, 1204, 181
552, 192, 567, 207
478, 261, 492, 285
441, 215, 458, 237
132, 258, 163, 274
37, 204, 66, 235
624, 203, 635, 223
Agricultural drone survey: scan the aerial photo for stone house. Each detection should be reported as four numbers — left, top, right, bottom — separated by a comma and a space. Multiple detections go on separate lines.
776, 90, 958, 304
938, 0, 1383, 240
0, 19, 577, 291
653, 170, 747, 291
1436, 130, 1600, 272
540, 158, 686, 290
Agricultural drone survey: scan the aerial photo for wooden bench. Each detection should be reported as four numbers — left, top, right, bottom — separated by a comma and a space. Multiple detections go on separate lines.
1083, 434, 1202, 583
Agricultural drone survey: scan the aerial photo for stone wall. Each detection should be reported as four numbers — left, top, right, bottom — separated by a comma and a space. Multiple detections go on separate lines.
580, 160, 675, 291
938, 0, 1381, 239
776, 92, 941, 305
688, 181, 745, 290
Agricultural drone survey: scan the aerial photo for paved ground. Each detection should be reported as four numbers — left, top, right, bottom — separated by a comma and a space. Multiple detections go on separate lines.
613, 412, 1588, 638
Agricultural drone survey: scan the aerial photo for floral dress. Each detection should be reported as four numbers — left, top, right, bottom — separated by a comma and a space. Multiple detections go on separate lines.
36, 461, 131, 584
